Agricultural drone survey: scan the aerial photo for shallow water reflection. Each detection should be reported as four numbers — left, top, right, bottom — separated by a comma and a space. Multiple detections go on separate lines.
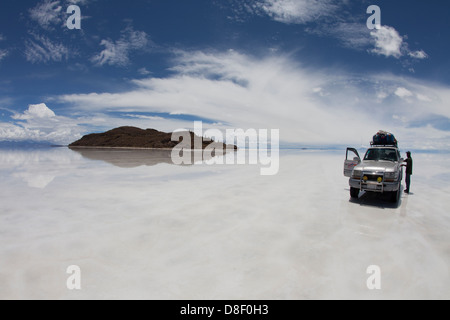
70, 148, 178, 168
0, 148, 449, 299
70, 147, 231, 168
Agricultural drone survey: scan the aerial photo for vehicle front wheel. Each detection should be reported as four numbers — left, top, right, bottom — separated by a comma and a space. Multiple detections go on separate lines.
390, 190, 399, 203
350, 187, 359, 199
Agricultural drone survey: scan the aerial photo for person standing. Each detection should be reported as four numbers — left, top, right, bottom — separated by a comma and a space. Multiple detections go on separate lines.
402, 151, 413, 194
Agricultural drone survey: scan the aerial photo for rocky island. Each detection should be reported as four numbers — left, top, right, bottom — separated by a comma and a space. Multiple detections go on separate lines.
69, 126, 237, 150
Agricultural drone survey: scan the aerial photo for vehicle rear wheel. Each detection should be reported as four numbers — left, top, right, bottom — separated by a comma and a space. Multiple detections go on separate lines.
350, 187, 359, 199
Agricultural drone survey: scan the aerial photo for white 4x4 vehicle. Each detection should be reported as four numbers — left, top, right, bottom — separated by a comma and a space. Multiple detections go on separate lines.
344, 146, 403, 203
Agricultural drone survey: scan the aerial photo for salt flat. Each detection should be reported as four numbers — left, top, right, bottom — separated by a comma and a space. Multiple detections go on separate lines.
0, 148, 449, 300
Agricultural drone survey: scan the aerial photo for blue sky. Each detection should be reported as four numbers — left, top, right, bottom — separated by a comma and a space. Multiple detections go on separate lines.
0, 0, 449, 150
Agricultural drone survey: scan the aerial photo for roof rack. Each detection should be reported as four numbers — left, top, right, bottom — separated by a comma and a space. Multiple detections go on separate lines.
370, 142, 398, 147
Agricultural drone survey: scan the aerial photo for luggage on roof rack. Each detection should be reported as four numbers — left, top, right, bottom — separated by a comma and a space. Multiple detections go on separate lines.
371, 130, 398, 147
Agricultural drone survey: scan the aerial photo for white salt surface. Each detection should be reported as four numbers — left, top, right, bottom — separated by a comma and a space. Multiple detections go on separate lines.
0, 148, 449, 300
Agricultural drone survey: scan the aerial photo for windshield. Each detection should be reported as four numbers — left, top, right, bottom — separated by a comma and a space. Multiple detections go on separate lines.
364, 148, 399, 162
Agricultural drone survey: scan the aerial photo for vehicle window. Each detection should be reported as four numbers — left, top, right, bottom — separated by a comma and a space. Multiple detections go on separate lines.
364, 149, 379, 161
380, 149, 396, 161
364, 149, 398, 161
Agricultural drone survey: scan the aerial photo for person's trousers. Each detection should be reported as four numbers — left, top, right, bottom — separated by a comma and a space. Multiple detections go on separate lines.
405, 174, 411, 192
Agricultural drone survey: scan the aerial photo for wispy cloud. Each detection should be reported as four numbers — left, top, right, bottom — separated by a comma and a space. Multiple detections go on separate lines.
138, 67, 152, 76
66, 0, 91, 5
58, 50, 450, 150
2, 49, 448, 148
311, 22, 372, 51
0, 34, 7, 62
0, 50, 8, 62
91, 26, 151, 67
310, 22, 428, 61
232, 1, 428, 61
28, 0, 91, 30
29, 0, 64, 30
253, 0, 337, 24
24, 34, 71, 64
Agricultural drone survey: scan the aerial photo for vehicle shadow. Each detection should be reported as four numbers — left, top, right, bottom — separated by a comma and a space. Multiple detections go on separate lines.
347, 187, 404, 209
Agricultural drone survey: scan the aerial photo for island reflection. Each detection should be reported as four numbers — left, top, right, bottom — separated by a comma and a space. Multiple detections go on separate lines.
69, 148, 223, 168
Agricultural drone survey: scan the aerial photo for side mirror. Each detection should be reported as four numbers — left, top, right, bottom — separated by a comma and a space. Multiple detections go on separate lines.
353, 157, 360, 162
400, 158, 404, 162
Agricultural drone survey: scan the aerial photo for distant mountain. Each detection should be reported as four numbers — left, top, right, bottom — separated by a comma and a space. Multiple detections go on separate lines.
69, 126, 237, 150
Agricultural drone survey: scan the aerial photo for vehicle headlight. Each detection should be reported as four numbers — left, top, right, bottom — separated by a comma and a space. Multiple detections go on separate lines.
385, 172, 398, 181
385, 172, 396, 179
352, 170, 362, 179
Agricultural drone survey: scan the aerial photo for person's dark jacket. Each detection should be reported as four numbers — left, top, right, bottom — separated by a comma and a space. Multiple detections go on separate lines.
404, 158, 413, 175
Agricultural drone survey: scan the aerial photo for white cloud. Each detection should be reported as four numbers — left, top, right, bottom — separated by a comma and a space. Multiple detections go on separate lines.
24, 34, 70, 64
138, 67, 152, 75
395, 87, 413, 99
417, 93, 432, 102
58, 50, 450, 149
312, 87, 322, 93
370, 26, 404, 58
92, 27, 150, 67
312, 22, 429, 61
409, 50, 428, 59
312, 22, 427, 61
29, 0, 64, 30
377, 91, 388, 101
370, 26, 428, 60
12, 103, 56, 120
0, 103, 84, 144
254, 0, 336, 24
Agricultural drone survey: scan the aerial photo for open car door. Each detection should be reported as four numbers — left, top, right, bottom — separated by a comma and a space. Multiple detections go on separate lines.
344, 148, 361, 177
